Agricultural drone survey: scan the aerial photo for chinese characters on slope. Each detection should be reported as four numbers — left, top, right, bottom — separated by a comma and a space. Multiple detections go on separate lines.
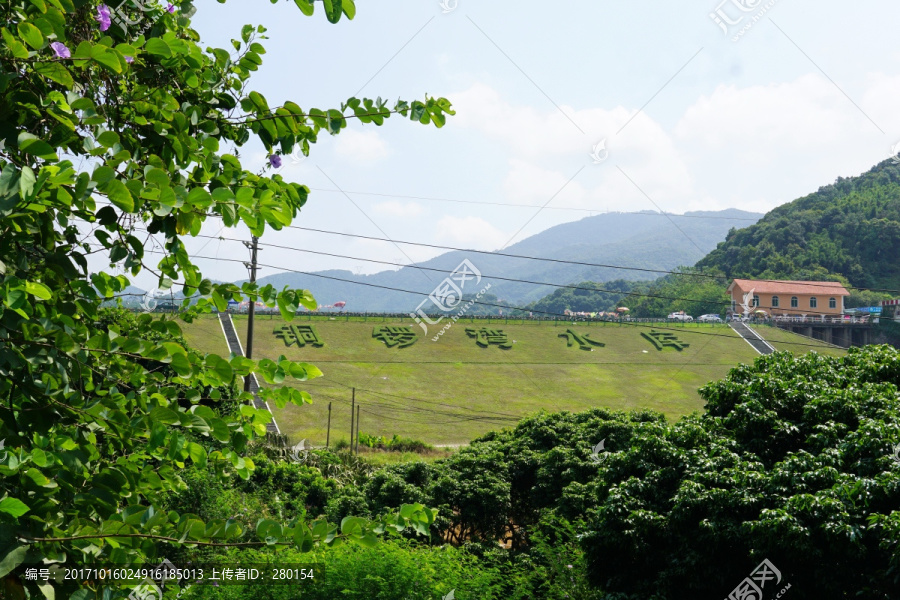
465, 327, 513, 349
372, 326, 419, 348
641, 330, 690, 351
559, 329, 605, 351
273, 325, 693, 352
274, 324, 324, 347
409, 259, 493, 340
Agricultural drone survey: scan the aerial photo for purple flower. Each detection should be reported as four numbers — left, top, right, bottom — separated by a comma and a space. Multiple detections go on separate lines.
124, 55, 134, 63
96, 4, 111, 31
49, 42, 70, 59
268, 154, 282, 169
166, 3, 176, 13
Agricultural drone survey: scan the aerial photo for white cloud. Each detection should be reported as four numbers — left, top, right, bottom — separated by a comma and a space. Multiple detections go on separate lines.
434, 215, 508, 250
672, 73, 898, 214
450, 72, 900, 220
450, 83, 695, 214
333, 128, 390, 164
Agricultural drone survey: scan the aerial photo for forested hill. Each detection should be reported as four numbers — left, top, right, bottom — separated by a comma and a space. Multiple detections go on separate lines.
696, 159, 900, 290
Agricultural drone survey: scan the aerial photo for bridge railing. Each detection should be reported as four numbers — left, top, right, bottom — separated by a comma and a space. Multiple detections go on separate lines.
769, 315, 876, 325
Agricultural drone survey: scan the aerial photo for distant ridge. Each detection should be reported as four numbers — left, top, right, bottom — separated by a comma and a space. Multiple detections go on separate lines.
250, 209, 762, 312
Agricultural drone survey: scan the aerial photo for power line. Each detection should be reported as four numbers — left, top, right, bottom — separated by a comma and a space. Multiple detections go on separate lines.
187, 233, 730, 308
95, 199, 896, 295
179, 233, 887, 319
94, 244, 869, 349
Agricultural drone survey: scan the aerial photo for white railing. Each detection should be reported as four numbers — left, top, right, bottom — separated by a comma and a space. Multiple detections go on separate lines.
768, 314, 875, 325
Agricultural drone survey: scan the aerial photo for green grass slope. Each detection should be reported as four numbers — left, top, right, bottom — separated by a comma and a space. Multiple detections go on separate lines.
182, 314, 844, 444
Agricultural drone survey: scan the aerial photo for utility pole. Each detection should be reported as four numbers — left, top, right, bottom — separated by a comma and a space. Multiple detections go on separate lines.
350, 387, 355, 454
325, 402, 332, 449
243, 236, 259, 392
355, 404, 360, 456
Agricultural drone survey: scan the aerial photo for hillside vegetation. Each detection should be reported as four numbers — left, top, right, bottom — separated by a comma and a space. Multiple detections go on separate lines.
698, 160, 900, 291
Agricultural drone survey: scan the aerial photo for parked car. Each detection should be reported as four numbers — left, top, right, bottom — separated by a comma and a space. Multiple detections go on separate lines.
667, 311, 693, 322
698, 314, 723, 323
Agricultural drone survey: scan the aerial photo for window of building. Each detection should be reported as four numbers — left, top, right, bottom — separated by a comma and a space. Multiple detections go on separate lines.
810, 297, 818, 308
752, 295, 760, 307
791, 296, 798, 308
829, 297, 836, 309
771, 296, 779, 308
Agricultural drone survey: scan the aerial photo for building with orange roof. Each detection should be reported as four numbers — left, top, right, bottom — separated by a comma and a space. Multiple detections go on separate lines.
726, 279, 850, 317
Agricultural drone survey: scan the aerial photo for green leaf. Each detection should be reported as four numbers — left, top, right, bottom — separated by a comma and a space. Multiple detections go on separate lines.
149, 406, 180, 425
340, 516, 366, 536
31, 448, 48, 467
19, 166, 36, 200
241, 24, 253, 43
17, 22, 45, 50
116, 43, 138, 57
18, 134, 58, 161
0, 544, 28, 578
104, 179, 135, 212
2, 28, 30, 59
187, 442, 207, 467
322, 0, 343, 23
293, 0, 314, 16
91, 48, 122, 73
145, 38, 172, 58
0, 497, 30, 518
38, 582, 54, 600
248, 90, 269, 113
55, 331, 77, 353
144, 166, 169, 186
25, 468, 54, 488
342, 0, 356, 19
25, 281, 52, 300
33, 61, 73, 89
0, 163, 19, 200
209, 418, 231, 442
97, 131, 120, 147
208, 355, 233, 382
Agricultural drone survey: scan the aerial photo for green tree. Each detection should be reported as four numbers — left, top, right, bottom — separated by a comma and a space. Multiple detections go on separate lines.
529, 280, 641, 315
618, 267, 730, 318
0, 0, 453, 596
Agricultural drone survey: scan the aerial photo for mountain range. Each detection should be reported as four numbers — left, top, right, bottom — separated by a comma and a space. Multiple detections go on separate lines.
251, 209, 762, 312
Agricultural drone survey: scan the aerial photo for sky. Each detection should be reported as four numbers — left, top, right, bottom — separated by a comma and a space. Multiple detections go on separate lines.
124, 0, 900, 290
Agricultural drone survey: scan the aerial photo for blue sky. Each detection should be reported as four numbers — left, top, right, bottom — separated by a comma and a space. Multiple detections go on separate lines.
128, 0, 900, 289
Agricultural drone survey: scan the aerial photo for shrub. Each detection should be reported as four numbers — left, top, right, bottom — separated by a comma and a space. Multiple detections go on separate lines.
182, 541, 504, 600
358, 432, 434, 453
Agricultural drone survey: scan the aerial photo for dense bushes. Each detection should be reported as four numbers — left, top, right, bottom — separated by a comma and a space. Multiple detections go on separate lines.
316, 347, 900, 598
181, 542, 503, 600
170, 346, 900, 598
